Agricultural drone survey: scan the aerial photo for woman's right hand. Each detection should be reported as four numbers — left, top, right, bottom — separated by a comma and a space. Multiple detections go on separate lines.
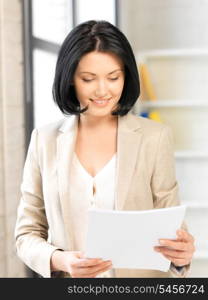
51, 250, 112, 278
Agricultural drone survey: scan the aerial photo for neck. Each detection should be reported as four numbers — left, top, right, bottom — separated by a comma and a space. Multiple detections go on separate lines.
78, 114, 118, 130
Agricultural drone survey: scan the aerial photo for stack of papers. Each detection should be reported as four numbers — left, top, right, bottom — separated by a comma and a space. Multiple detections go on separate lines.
85, 205, 186, 272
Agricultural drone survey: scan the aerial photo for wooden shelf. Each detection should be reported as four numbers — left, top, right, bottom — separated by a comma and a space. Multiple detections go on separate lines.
185, 203, 208, 209
138, 99, 208, 108
174, 151, 208, 159
137, 48, 208, 60
193, 251, 208, 260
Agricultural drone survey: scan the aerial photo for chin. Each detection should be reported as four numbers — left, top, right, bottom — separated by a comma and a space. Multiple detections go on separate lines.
86, 108, 114, 117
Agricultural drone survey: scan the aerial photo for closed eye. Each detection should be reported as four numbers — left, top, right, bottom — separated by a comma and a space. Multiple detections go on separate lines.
82, 79, 93, 82
82, 77, 119, 82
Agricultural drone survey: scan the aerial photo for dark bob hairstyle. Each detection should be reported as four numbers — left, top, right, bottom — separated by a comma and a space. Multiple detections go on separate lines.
52, 20, 140, 116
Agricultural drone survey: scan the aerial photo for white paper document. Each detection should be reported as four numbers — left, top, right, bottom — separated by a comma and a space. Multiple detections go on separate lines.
85, 205, 186, 272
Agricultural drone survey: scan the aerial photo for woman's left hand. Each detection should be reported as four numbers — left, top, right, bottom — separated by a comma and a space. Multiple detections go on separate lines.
154, 229, 195, 267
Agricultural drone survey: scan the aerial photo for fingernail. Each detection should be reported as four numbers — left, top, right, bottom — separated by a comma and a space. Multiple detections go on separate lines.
159, 239, 165, 245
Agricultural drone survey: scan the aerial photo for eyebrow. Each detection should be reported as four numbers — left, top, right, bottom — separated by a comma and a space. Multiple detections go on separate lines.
79, 69, 123, 75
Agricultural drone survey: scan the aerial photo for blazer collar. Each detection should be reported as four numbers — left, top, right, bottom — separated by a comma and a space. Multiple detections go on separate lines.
116, 113, 142, 209
58, 112, 141, 133
58, 115, 78, 133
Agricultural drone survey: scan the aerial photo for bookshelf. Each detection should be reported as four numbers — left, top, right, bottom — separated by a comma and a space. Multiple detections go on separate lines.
175, 151, 208, 159
138, 48, 208, 59
140, 99, 208, 108
134, 49, 208, 275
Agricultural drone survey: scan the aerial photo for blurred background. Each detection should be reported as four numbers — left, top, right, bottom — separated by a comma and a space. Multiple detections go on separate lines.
0, 0, 208, 277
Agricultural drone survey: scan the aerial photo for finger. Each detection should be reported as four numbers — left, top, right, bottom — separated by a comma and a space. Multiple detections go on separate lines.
176, 231, 196, 254
162, 254, 187, 267
75, 251, 85, 258
159, 239, 188, 251
155, 246, 186, 259
177, 229, 194, 242
79, 263, 112, 278
87, 262, 113, 278
76, 258, 106, 268
79, 261, 112, 277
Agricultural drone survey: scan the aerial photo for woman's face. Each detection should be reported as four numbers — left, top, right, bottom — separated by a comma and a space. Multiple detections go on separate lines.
73, 51, 125, 117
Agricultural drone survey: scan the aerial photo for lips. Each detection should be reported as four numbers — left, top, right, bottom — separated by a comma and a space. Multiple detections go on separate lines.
89, 98, 111, 107
93, 100, 109, 104
90, 98, 111, 104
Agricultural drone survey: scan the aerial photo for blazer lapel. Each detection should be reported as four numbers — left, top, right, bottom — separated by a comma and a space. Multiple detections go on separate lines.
56, 115, 78, 249
115, 113, 142, 210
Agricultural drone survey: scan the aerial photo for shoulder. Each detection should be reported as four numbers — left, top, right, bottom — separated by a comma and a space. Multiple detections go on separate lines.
125, 114, 175, 158
34, 115, 77, 137
124, 112, 171, 136
30, 115, 77, 147
138, 115, 171, 137
32, 119, 64, 144
35, 118, 65, 135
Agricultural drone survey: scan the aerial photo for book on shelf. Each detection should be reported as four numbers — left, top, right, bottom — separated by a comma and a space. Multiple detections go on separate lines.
140, 110, 163, 123
149, 110, 163, 122
138, 63, 162, 123
139, 63, 157, 101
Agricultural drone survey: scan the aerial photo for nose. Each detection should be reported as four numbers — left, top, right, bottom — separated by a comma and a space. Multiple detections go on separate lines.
94, 80, 108, 98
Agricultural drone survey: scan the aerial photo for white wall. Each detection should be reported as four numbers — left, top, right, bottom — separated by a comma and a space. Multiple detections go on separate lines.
119, 0, 208, 52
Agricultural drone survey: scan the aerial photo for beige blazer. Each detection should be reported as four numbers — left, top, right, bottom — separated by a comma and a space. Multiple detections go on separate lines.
15, 112, 190, 278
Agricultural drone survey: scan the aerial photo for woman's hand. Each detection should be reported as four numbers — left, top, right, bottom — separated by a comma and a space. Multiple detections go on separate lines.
154, 229, 195, 267
51, 250, 112, 278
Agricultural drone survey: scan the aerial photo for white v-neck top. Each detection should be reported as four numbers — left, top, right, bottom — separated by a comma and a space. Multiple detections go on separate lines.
69, 152, 117, 277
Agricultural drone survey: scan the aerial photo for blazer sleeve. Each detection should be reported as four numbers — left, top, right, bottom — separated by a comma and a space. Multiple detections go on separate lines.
14, 128, 61, 278
151, 126, 180, 209
151, 125, 191, 278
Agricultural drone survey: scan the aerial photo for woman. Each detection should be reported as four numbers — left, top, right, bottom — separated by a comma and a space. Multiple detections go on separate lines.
15, 20, 195, 278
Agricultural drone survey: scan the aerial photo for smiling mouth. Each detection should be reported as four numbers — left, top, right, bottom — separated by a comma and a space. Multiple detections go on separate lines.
89, 98, 111, 104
